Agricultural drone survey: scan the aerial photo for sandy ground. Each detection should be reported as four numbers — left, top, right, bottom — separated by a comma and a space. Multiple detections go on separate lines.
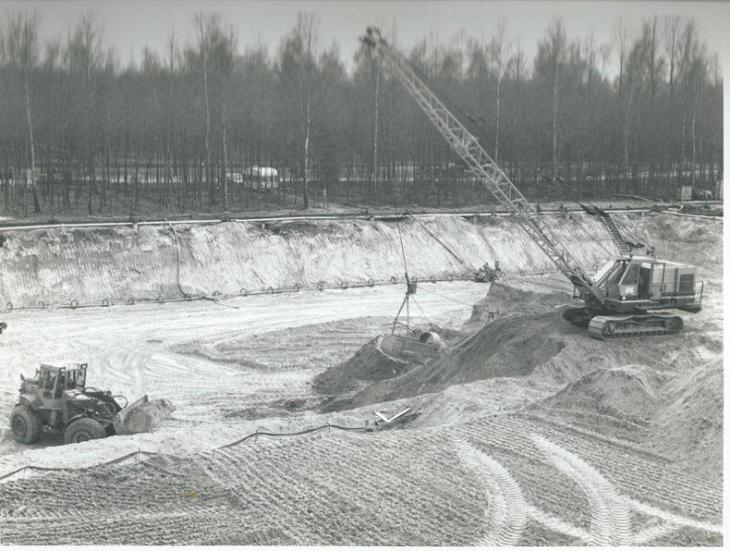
0, 278, 722, 545
0, 212, 722, 545
0, 282, 484, 470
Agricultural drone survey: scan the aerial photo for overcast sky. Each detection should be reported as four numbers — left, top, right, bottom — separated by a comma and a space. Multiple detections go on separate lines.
5, 0, 728, 76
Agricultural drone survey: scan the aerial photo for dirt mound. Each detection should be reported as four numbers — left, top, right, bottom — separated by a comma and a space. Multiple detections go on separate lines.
539, 366, 660, 421
648, 359, 723, 484
313, 338, 411, 395
466, 281, 570, 328
314, 322, 463, 397
317, 284, 594, 412
324, 309, 570, 411
423, 312, 565, 387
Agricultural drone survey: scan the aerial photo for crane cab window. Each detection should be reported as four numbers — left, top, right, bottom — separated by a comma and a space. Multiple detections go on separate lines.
652, 263, 665, 284
597, 260, 628, 299
679, 273, 695, 294
638, 263, 652, 298
618, 262, 640, 299
605, 261, 626, 285
592, 260, 617, 284
620, 263, 639, 286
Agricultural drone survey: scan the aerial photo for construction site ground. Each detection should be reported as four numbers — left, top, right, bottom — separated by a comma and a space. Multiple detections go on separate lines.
0, 211, 722, 545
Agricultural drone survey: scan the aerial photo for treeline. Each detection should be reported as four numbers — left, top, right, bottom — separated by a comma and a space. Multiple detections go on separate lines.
0, 11, 722, 216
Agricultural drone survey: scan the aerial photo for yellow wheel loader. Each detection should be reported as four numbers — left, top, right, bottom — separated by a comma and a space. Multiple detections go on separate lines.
10, 363, 174, 445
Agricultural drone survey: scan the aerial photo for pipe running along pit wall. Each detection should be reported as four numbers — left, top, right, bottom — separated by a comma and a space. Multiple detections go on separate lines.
0, 212, 648, 310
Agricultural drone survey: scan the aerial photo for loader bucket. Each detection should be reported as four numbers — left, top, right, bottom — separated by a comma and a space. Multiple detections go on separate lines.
112, 395, 175, 435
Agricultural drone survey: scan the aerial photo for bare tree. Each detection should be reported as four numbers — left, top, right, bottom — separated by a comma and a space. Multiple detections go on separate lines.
677, 20, 700, 163
0, 10, 722, 216
598, 42, 612, 78
509, 39, 526, 85
279, 13, 320, 209
215, 25, 237, 210
193, 13, 214, 203
613, 18, 630, 102
537, 18, 567, 184
6, 12, 41, 214
65, 12, 102, 213
358, 37, 383, 188
663, 16, 682, 104
683, 41, 708, 184
165, 31, 177, 202
300, 14, 317, 209
646, 17, 663, 99
613, 18, 633, 167
489, 18, 510, 162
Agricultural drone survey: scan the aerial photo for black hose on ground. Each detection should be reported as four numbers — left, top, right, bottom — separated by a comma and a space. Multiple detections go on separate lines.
164, 219, 192, 301
164, 220, 240, 310
215, 422, 372, 451
0, 419, 380, 482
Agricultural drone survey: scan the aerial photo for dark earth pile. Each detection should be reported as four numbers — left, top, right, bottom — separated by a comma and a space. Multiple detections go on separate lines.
313, 338, 410, 395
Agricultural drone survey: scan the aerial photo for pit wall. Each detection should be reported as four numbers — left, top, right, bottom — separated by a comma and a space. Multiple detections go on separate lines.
0, 212, 717, 308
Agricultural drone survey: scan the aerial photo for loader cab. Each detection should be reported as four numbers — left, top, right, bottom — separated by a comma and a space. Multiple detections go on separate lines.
33, 364, 87, 404
64, 364, 87, 390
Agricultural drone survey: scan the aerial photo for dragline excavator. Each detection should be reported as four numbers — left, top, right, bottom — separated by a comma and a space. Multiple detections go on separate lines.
362, 27, 703, 338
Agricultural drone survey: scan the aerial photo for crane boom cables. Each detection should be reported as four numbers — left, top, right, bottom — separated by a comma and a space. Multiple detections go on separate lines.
391, 221, 412, 334
362, 26, 608, 305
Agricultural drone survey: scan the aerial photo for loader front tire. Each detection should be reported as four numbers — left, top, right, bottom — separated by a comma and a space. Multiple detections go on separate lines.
64, 418, 106, 445
10, 405, 41, 444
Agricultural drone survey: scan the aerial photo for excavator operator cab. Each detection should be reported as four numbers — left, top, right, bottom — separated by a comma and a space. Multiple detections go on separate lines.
597, 259, 644, 300
591, 256, 702, 310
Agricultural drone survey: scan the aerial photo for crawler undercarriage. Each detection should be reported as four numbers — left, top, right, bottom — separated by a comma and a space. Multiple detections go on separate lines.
563, 307, 685, 339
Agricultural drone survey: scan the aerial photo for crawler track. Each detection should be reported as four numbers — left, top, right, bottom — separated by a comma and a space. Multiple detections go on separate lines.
588, 313, 683, 339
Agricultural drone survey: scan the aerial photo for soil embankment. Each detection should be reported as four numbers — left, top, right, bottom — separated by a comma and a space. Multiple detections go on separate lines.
0, 213, 621, 308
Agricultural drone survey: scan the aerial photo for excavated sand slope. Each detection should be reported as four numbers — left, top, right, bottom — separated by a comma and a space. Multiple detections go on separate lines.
315, 213, 722, 440
0, 213, 623, 307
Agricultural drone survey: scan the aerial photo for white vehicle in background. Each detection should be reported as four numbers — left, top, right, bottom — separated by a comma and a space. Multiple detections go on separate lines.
226, 172, 243, 185
242, 166, 279, 192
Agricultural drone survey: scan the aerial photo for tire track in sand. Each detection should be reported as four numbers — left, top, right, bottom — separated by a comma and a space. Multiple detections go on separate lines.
454, 439, 527, 546
532, 434, 632, 545
630, 522, 680, 544
524, 504, 591, 541
625, 498, 723, 535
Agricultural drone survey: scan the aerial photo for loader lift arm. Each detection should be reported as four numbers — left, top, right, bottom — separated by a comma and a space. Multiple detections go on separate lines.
362, 27, 602, 305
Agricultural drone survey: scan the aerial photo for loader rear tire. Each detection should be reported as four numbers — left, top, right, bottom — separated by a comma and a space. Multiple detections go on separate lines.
10, 405, 40, 444
64, 418, 106, 445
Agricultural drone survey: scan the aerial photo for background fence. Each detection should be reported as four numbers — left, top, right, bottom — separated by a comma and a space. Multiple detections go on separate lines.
0, 160, 722, 218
